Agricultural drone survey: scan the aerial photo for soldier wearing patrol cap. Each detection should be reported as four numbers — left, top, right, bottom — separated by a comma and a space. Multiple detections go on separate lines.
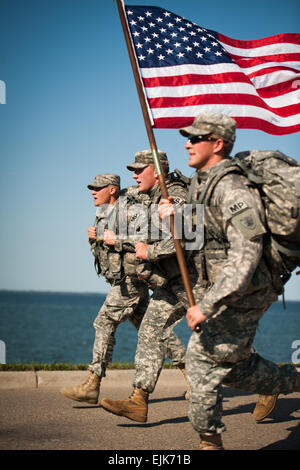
126, 149, 169, 170
60, 173, 188, 405
87, 173, 121, 190
100, 150, 206, 422
159, 112, 300, 450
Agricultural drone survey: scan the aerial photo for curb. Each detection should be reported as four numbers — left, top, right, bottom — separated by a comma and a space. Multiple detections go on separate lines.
0, 370, 88, 390
1, 367, 299, 390
0, 369, 181, 390
0, 371, 38, 389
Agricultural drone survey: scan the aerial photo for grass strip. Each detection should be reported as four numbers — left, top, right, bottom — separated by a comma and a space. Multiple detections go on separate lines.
0, 362, 177, 371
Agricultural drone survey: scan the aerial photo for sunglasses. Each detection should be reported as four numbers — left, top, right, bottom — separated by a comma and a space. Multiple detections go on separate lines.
187, 135, 217, 144
92, 186, 108, 192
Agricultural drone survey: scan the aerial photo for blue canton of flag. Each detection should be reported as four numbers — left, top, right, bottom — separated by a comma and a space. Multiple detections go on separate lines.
126, 5, 233, 68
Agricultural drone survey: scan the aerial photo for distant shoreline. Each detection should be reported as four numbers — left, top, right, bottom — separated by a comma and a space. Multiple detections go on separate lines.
0, 289, 108, 296
0, 289, 299, 302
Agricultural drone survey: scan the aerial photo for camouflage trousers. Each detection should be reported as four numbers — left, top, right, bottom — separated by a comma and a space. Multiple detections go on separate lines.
133, 275, 205, 393
89, 277, 186, 378
186, 286, 298, 435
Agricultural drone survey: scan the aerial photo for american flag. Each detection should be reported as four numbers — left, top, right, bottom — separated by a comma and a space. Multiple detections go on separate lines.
124, 4, 300, 135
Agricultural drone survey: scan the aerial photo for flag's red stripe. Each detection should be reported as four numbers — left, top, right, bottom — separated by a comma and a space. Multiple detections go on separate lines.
153, 115, 300, 135
218, 32, 300, 49
233, 116, 300, 134
247, 65, 300, 79
152, 116, 201, 129
142, 72, 252, 88
256, 78, 300, 98
230, 53, 300, 64
148, 95, 300, 117
143, 72, 300, 99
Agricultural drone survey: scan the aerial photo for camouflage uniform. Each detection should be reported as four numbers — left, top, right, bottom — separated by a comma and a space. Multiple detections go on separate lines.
125, 150, 205, 393
179, 114, 299, 436
87, 174, 186, 379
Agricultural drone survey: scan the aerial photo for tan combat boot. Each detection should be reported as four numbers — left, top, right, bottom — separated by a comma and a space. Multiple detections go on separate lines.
60, 371, 100, 405
177, 364, 191, 400
100, 387, 149, 422
200, 433, 224, 450
252, 394, 279, 422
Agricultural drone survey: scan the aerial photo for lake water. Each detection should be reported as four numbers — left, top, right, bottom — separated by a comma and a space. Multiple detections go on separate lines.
0, 290, 299, 365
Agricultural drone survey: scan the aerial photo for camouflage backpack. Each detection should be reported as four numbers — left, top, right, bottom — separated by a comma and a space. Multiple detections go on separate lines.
197, 150, 300, 296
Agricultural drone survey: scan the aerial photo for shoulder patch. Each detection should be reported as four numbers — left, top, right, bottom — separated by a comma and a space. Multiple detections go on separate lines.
231, 208, 266, 240
227, 200, 248, 216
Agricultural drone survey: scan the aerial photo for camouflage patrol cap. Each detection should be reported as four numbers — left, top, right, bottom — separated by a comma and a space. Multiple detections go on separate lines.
127, 149, 169, 171
179, 112, 236, 143
87, 174, 120, 190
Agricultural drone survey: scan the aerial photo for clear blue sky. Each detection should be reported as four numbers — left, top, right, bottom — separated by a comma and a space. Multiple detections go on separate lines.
0, 0, 299, 299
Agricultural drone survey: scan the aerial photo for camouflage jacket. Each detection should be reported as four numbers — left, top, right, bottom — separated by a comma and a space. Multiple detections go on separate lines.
191, 159, 273, 318
136, 173, 188, 286
91, 186, 150, 283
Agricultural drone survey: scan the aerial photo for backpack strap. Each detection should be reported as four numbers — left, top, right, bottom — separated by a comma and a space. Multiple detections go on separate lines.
198, 161, 242, 205
187, 173, 199, 204
272, 237, 300, 257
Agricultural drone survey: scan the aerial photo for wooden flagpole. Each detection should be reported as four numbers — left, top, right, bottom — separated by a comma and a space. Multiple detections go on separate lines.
116, 0, 197, 313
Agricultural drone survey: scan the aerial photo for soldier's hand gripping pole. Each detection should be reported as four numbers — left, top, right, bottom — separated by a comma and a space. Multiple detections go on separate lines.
116, 0, 200, 330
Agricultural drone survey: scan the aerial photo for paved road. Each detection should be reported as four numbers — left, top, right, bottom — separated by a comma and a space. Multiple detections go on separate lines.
0, 369, 299, 451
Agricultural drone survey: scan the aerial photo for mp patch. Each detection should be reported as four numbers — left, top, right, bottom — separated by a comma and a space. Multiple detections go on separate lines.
227, 200, 248, 216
